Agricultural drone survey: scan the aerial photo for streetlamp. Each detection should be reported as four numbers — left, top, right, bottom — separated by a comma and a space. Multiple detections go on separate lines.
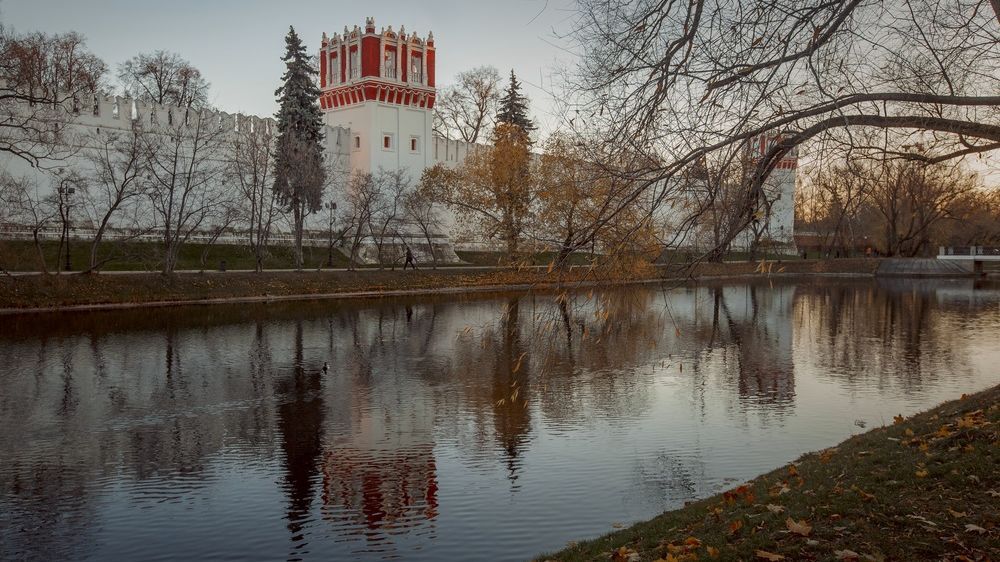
325, 201, 337, 267
57, 177, 77, 272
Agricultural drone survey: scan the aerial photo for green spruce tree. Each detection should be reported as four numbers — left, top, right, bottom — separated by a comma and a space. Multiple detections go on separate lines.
496, 70, 535, 134
273, 25, 326, 270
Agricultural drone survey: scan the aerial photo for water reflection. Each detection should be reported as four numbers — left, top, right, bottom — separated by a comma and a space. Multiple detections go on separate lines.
1, 279, 999, 561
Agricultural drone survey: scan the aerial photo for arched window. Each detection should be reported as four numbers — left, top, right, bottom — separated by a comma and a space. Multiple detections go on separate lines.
384, 49, 397, 79
410, 53, 423, 83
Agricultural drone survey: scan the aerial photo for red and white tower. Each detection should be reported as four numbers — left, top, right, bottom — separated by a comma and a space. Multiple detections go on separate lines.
318, 18, 437, 176
748, 133, 798, 249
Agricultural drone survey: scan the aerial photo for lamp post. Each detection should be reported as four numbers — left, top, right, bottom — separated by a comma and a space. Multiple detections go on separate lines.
57, 178, 76, 272
325, 201, 337, 267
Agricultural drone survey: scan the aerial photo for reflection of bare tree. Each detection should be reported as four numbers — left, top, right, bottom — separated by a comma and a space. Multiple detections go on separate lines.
718, 285, 796, 407
275, 320, 325, 560
794, 278, 975, 393
491, 297, 531, 484
676, 283, 797, 423
2, 280, 998, 559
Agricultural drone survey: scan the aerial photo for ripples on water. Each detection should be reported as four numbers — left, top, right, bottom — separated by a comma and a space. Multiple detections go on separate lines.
1, 278, 999, 561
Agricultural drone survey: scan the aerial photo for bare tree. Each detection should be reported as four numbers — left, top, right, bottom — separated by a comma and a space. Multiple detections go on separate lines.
82, 122, 148, 271
567, 0, 1000, 256
405, 176, 444, 269
864, 158, 976, 256
143, 108, 227, 274
366, 168, 409, 269
343, 171, 378, 270
5, 175, 59, 273
117, 50, 210, 108
434, 66, 502, 143
0, 27, 106, 167
227, 118, 278, 271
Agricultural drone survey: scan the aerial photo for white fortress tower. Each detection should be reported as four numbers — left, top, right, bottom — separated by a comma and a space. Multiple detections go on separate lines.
749, 133, 797, 249
318, 18, 437, 177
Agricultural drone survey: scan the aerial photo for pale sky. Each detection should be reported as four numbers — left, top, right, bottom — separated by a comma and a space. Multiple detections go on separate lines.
1, 0, 579, 133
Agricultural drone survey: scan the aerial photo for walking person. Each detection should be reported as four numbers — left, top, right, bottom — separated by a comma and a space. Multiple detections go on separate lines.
404, 246, 418, 270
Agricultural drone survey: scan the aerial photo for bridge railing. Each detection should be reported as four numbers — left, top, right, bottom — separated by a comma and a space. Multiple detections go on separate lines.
939, 246, 1000, 257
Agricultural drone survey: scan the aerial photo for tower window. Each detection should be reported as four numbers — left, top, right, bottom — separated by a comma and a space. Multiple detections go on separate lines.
410, 54, 423, 83
350, 50, 360, 79
383, 134, 394, 151
353, 135, 361, 151
384, 49, 397, 79
329, 54, 339, 85
410, 136, 420, 153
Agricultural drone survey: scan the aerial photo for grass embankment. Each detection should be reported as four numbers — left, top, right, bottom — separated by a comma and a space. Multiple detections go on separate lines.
0, 259, 880, 311
541, 385, 1000, 562
0, 239, 351, 271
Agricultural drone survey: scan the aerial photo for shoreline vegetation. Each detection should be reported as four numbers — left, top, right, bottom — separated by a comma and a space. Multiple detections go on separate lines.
0, 258, 883, 313
539, 385, 999, 562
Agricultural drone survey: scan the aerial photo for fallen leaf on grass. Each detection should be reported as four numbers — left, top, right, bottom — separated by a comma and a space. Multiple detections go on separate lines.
785, 517, 812, 536
964, 523, 987, 534
766, 504, 785, 514
851, 485, 876, 501
835, 550, 860, 560
611, 546, 639, 561
728, 519, 744, 535
915, 469, 929, 478
947, 508, 967, 518
893, 414, 905, 424
906, 514, 937, 526
755, 550, 785, 561
706, 546, 719, 558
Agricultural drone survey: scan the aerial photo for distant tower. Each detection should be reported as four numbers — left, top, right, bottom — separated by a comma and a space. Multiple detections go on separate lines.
318, 18, 437, 176
749, 133, 797, 250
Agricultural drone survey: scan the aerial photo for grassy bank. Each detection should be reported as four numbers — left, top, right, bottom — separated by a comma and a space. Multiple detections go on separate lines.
540, 385, 999, 562
0, 239, 351, 271
0, 259, 880, 311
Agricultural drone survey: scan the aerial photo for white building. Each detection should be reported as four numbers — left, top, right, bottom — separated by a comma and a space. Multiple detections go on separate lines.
1, 18, 796, 263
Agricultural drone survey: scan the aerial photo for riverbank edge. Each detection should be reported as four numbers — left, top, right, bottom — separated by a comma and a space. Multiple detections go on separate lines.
538, 384, 1000, 562
0, 259, 884, 314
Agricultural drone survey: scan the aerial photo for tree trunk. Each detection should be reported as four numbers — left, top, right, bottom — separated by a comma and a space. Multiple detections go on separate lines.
33, 229, 49, 274
293, 205, 304, 270
89, 216, 113, 272
422, 229, 438, 270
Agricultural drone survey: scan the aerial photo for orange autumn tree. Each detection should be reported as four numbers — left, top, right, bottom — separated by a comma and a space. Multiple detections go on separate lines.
425, 121, 535, 261
534, 133, 660, 273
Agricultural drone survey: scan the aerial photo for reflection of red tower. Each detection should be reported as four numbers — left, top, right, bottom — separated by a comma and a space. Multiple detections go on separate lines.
321, 445, 439, 536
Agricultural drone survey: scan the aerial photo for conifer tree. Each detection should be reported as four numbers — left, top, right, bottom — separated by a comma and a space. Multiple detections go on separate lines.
273, 26, 325, 270
496, 70, 535, 134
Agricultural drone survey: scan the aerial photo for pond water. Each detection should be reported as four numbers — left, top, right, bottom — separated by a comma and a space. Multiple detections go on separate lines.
1, 278, 999, 561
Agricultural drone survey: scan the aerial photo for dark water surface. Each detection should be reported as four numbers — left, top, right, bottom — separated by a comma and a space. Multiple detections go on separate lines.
1, 278, 999, 561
